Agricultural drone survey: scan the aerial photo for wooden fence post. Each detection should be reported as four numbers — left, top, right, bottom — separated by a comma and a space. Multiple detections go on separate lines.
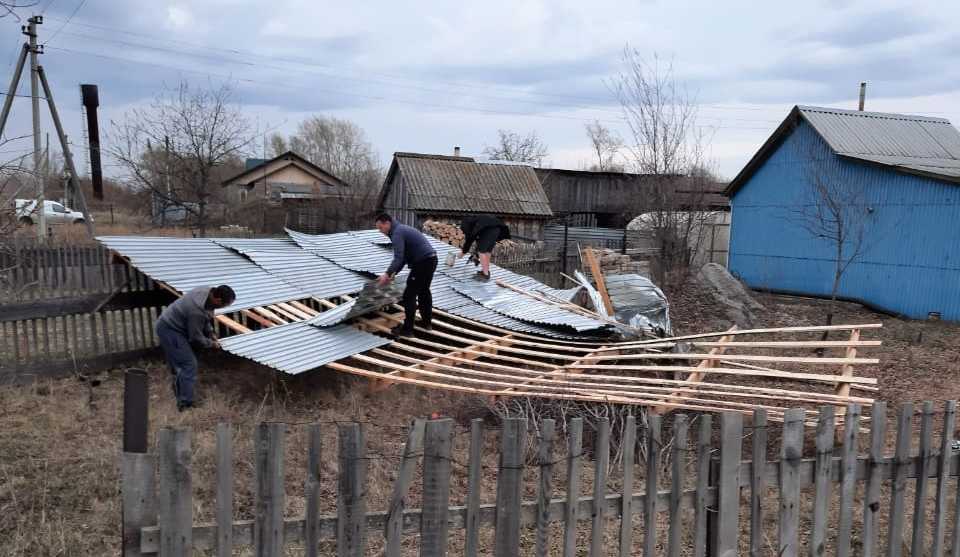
386, 419, 425, 557
216, 423, 234, 557
535, 419, 556, 557
836, 404, 862, 557
668, 414, 688, 557
811, 406, 835, 557
856, 402, 885, 557
494, 418, 525, 557
121, 451, 156, 557
692, 414, 712, 557
716, 412, 743, 556
618, 415, 637, 557
421, 418, 454, 557
254, 422, 286, 557
778, 408, 805, 557
337, 423, 367, 557
465, 419, 483, 557
911, 401, 935, 557
305, 424, 322, 557
590, 418, 611, 557
931, 401, 957, 557
158, 427, 192, 556
563, 418, 583, 557
643, 414, 662, 557
749, 409, 767, 557
887, 403, 914, 557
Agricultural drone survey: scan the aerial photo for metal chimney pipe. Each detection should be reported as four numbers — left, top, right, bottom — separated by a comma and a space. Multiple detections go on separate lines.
858, 82, 866, 111
454, 146, 461, 157
80, 84, 104, 200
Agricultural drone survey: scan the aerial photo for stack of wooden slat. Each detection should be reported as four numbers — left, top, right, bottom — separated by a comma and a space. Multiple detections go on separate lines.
422, 220, 465, 247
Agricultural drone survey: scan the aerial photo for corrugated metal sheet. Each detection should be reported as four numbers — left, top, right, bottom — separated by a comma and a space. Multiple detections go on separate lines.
96, 236, 308, 313
390, 153, 553, 216
729, 118, 960, 320
348, 229, 392, 245
219, 321, 390, 374
799, 106, 960, 181
287, 229, 395, 275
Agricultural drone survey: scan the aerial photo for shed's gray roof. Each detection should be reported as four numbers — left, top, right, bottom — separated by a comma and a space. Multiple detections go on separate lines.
380, 152, 553, 217
727, 105, 960, 194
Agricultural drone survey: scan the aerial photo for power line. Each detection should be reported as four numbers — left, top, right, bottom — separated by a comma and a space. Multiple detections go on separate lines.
43, 0, 87, 46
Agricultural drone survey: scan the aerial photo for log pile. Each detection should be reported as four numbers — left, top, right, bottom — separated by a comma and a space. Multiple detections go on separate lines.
588, 248, 649, 277
422, 219, 524, 255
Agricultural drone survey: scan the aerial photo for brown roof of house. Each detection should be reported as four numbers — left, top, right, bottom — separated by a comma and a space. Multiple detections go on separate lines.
221, 151, 351, 189
380, 153, 553, 217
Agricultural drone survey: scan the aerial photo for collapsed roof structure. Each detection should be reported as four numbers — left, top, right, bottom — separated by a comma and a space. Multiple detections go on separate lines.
98, 229, 880, 420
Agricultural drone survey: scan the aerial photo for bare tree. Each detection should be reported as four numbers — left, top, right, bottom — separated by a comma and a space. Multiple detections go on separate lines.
482, 129, 549, 166
584, 120, 623, 171
612, 47, 717, 284
0, 141, 37, 299
789, 148, 870, 334
108, 81, 254, 236
269, 115, 382, 189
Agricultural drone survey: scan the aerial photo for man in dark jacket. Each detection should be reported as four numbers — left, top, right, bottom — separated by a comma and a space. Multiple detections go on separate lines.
155, 285, 236, 411
376, 213, 437, 336
459, 214, 511, 281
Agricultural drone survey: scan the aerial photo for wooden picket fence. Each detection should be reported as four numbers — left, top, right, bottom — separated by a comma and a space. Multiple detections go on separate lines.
122, 401, 960, 556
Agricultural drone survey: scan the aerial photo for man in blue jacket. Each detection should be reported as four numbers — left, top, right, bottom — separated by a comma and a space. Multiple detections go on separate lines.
155, 285, 236, 411
376, 213, 437, 336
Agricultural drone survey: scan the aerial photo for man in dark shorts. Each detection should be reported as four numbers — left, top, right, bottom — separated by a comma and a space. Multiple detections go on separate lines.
155, 284, 236, 411
376, 213, 438, 336
459, 214, 511, 281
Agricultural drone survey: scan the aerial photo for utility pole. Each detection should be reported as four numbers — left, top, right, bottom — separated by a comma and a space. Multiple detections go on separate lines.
858, 81, 867, 111
27, 16, 45, 238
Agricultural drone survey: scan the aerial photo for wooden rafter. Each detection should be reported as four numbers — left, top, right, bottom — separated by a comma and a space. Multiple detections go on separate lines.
651, 327, 737, 415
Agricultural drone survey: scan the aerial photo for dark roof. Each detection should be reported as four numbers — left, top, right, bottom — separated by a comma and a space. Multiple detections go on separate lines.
727, 105, 960, 196
380, 152, 553, 217
244, 158, 268, 170
536, 167, 728, 212
222, 151, 351, 189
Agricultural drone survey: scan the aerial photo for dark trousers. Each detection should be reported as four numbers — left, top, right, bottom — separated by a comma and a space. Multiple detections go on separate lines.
156, 322, 198, 405
402, 256, 437, 332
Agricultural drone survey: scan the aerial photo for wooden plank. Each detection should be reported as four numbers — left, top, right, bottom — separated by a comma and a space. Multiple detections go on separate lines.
337, 423, 367, 557
694, 414, 712, 557
911, 401, 935, 557
668, 414, 688, 557
494, 418, 525, 557
582, 247, 615, 315
836, 404, 861, 557
121, 452, 156, 557
465, 419, 483, 557
590, 418, 611, 557
563, 418, 584, 557
305, 424, 322, 557
535, 419, 556, 557
421, 419, 454, 557
778, 408, 805, 557
887, 403, 914, 557
652, 328, 737, 414
931, 401, 957, 557
216, 423, 233, 557
613, 415, 635, 556
609, 323, 883, 348
643, 414, 662, 557
716, 412, 743, 555
158, 428, 192, 556
385, 418, 425, 557
12, 319, 21, 366
862, 402, 887, 557
60, 315, 69, 357
41, 316, 52, 360
254, 422, 285, 557
811, 406, 835, 557
834, 329, 861, 404
750, 409, 767, 557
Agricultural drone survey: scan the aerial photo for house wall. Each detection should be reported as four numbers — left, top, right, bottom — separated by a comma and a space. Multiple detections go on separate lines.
382, 174, 417, 225
729, 120, 960, 319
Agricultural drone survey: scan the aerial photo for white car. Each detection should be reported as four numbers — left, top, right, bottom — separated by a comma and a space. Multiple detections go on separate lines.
15, 199, 89, 225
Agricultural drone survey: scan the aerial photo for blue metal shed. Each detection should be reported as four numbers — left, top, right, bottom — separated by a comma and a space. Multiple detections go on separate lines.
726, 105, 960, 320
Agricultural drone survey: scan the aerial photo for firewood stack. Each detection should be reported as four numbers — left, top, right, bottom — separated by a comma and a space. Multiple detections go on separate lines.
588, 248, 649, 277
422, 219, 524, 254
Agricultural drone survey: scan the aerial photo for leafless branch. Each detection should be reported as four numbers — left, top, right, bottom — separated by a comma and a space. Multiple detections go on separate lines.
482, 129, 549, 166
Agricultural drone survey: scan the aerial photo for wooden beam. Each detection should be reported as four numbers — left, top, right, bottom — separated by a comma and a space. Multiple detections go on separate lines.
582, 247, 615, 315
603, 323, 883, 349
834, 329, 860, 419
241, 309, 275, 329
652, 328, 736, 415
253, 307, 288, 325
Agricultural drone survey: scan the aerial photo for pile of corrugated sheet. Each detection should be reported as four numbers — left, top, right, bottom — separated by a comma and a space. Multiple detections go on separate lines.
98, 229, 882, 419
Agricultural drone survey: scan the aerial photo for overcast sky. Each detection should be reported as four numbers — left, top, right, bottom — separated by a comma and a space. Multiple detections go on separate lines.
2, 0, 959, 180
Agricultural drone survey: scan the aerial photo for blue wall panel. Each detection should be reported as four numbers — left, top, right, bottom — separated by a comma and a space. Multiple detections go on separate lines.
729, 120, 960, 320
